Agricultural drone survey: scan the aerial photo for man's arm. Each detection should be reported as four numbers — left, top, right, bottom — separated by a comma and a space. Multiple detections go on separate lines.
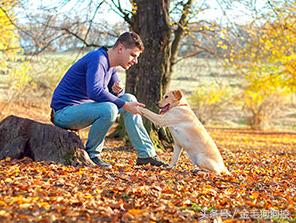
108, 69, 124, 96
86, 58, 126, 108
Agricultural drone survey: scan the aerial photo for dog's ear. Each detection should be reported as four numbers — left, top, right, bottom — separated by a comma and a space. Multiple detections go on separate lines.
172, 90, 183, 101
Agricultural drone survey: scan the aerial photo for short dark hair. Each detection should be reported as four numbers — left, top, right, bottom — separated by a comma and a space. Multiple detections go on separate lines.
114, 31, 144, 51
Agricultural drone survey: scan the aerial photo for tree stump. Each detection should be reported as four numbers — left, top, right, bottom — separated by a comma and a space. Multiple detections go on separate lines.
0, 115, 95, 166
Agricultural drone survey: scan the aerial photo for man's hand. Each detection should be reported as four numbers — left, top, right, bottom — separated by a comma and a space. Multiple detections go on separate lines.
112, 81, 124, 94
123, 102, 145, 115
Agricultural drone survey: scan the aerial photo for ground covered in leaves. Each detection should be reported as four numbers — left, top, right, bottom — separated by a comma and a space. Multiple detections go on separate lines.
0, 128, 295, 222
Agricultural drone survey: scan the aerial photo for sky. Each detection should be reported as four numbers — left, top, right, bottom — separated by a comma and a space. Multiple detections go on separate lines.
17, 0, 272, 26
195, 0, 270, 24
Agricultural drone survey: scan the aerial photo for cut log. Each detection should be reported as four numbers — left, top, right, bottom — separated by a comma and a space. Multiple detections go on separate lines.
0, 115, 95, 166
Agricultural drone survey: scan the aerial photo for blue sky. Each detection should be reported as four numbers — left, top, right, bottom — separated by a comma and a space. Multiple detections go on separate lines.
17, 0, 271, 25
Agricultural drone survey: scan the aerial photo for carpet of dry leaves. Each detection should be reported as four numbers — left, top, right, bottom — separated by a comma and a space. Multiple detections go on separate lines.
0, 126, 295, 223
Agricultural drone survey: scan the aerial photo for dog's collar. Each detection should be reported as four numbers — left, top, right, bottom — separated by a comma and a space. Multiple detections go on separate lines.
178, 103, 188, 107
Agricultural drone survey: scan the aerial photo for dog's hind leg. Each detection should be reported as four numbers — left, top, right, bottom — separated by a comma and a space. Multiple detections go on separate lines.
169, 144, 183, 168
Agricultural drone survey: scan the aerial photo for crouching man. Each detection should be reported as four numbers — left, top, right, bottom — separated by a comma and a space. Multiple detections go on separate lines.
50, 32, 167, 169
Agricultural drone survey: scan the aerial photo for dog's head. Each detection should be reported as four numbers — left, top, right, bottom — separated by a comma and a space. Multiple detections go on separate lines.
158, 90, 184, 114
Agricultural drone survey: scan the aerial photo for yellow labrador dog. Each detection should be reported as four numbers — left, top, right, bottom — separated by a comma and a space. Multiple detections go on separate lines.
139, 90, 229, 175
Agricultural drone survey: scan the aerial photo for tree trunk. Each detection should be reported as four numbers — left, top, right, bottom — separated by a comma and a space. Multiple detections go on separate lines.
128, 0, 171, 106
125, 0, 173, 148
0, 115, 94, 166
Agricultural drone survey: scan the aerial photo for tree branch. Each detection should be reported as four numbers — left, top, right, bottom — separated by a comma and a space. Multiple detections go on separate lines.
60, 27, 100, 48
170, 0, 194, 72
109, 0, 132, 25
84, 1, 105, 42
33, 33, 66, 55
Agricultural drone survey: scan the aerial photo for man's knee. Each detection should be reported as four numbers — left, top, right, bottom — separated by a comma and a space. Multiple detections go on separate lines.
121, 93, 137, 102
102, 103, 118, 122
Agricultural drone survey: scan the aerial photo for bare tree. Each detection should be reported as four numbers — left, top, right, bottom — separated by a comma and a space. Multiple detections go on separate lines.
13, 0, 126, 54
109, 0, 227, 144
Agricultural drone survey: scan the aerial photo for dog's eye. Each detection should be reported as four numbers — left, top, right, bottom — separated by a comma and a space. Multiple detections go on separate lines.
164, 95, 168, 99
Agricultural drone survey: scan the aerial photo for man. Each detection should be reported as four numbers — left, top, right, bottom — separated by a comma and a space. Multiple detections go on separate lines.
50, 32, 167, 169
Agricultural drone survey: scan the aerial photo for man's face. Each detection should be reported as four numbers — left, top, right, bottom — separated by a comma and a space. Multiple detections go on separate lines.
118, 45, 142, 69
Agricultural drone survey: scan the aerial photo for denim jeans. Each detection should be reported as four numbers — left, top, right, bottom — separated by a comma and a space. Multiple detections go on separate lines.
53, 93, 156, 159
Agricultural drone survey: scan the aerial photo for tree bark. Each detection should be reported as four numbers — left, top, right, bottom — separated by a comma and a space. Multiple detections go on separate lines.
0, 115, 94, 166
128, 0, 171, 107
124, 0, 173, 148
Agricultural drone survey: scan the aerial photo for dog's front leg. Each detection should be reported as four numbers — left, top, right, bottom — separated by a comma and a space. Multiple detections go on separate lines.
139, 107, 169, 127
168, 144, 183, 168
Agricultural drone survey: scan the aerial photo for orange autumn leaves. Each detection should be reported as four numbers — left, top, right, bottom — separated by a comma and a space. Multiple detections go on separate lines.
0, 128, 295, 222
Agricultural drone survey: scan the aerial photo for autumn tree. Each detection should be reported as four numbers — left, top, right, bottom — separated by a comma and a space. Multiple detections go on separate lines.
111, 0, 222, 103
110, 0, 228, 145
0, 0, 21, 74
0, 0, 32, 116
223, 0, 296, 129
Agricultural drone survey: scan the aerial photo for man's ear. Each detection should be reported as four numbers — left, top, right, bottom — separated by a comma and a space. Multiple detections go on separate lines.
117, 43, 125, 53
172, 90, 183, 101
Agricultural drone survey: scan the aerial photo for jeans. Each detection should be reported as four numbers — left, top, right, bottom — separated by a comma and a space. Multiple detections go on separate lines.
53, 93, 156, 159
